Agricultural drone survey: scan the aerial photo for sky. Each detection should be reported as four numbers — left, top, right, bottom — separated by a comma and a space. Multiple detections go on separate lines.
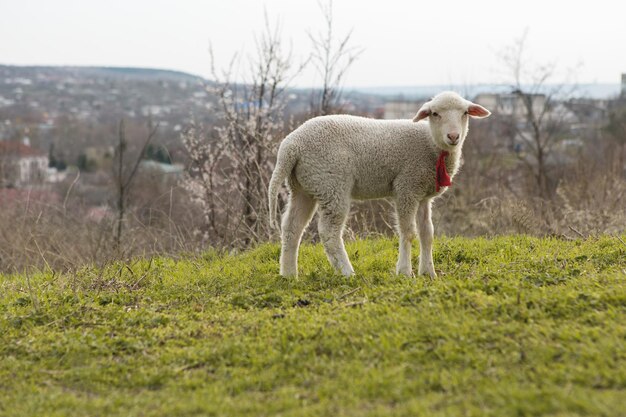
1, 0, 625, 88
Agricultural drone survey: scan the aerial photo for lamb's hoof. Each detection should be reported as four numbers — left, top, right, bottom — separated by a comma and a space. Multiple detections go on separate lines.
418, 267, 437, 279
280, 268, 298, 278
341, 268, 355, 277
396, 266, 414, 277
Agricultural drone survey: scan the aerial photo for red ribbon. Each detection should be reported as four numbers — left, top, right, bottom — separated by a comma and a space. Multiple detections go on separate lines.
436, 151, 452, 192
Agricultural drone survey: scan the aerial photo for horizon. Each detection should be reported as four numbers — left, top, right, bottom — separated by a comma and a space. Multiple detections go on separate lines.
1, 63, 621, 100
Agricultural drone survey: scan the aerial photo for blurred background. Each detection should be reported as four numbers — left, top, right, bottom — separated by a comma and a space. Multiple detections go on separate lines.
0, 0, 625, 272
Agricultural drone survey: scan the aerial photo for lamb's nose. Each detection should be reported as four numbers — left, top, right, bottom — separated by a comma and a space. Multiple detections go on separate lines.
447, 133, 460, 143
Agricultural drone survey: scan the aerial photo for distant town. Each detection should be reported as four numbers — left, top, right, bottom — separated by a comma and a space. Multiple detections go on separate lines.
1, 64, 625, 216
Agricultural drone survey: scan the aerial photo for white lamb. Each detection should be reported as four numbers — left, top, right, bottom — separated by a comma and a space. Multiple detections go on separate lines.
268, 91, 490, 278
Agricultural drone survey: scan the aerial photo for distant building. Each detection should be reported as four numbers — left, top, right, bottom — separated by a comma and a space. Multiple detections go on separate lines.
138, 160, 184, 185
473, 93, 546, 119
621, 73, 626, 98
0, 140, 48, 187
566, 98, 609, 124
383, 100, 422, 119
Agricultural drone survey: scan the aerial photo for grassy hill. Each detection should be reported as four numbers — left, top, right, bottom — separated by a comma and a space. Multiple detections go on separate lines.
0, 64, 204, 82
1, 236, 625, 417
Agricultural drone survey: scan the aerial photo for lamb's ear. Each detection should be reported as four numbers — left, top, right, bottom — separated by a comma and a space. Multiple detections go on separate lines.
467, 102, 491, 118
412, 103, 431, 122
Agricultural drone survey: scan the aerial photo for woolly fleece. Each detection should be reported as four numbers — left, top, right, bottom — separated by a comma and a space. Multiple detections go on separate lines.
269, 91, 490, 277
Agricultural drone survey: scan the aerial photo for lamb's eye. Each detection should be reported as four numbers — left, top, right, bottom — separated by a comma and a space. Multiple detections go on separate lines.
432, 112, 439, 117
464, 111, 468, 116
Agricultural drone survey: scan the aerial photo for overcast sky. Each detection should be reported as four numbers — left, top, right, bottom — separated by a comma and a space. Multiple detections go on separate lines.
1, 0, 624, 87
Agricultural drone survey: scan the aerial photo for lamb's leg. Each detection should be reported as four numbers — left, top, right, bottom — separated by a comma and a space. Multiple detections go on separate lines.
417, 199, 437, 278
318, 200, 354, 276
395, 199, 418, 276
280, 190, 317, 277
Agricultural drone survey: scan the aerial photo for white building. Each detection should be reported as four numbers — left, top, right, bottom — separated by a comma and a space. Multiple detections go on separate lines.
383, 100, 422, 119
0, 140, 49, 187
473, 93, 546, 119
138, 160, 184, 185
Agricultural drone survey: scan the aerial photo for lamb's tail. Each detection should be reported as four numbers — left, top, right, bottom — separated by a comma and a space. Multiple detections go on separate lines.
268, 141, 297, 230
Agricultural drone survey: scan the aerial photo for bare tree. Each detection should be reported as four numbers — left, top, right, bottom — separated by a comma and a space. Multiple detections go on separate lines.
498, 30, 577, 198
309, 0, 362, 116
183, 14, 305, 246
113, 119, 158, 251
181, 122, 230, 243
604, 105, 626, 172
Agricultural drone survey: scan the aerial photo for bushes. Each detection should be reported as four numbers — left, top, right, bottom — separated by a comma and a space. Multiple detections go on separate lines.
0, 188, 201, 273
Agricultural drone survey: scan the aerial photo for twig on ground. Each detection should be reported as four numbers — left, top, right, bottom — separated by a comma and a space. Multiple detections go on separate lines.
343, 300, 367, 308
337, 287, 361, 300
568, 225, 585, 238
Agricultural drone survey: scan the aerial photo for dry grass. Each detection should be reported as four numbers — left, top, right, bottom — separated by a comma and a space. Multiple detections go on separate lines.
0, 194, 201, 274
2, 179, 624, 274
1, 147, 624, 274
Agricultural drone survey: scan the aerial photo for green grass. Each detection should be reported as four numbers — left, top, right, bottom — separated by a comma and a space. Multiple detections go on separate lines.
1, 235, 626, 417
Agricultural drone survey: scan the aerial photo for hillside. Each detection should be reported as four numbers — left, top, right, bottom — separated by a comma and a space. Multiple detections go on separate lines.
1, 235, 625, 417
0, 65, 203, 82
0, 64, 375, 164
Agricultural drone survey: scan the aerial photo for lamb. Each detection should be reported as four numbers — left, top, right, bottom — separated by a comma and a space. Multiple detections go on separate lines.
268, 91, 490, 278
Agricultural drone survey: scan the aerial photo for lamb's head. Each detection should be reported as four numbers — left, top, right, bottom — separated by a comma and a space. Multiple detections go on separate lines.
413, 91, 491, 150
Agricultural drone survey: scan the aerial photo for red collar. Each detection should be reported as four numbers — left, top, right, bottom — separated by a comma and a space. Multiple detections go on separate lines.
436, 150, 452, 192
